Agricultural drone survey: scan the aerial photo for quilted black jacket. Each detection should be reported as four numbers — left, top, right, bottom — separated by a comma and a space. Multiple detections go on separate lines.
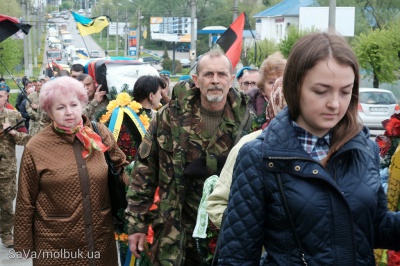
218, 108, 400, 266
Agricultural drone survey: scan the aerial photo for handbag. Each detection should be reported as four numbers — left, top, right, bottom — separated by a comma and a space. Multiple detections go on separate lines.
91, 121, 127, 233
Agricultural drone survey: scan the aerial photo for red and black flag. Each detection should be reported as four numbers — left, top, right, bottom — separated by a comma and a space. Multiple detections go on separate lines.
46, 62, 54, 77
52, 60, 63, 71
216, 12, 246, 69
0, 14, 31, 43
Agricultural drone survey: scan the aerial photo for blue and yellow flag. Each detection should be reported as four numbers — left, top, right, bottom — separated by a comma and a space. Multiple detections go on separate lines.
71, 11, 110, 36
76, 49, 89, 59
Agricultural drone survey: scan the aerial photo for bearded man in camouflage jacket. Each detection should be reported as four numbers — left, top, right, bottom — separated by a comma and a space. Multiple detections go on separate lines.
126, 50, 253, 265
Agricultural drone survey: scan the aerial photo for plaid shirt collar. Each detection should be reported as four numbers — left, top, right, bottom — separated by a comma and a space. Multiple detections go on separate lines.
292, 121, 332, 161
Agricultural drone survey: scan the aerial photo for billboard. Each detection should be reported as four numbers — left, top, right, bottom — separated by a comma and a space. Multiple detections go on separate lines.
109, 22, 130, 36
129, 28, 137, 56
299, 7, 355, 37
150, 17, 194, 42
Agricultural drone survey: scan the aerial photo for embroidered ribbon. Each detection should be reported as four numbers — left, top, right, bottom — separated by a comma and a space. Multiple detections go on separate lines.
54, 120, 108, 159
108, 106, 146, 141
193, 175, 219, 238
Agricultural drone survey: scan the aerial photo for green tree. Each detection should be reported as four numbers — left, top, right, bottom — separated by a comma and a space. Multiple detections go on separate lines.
0, 39, 24, 76
278, 26, 316, 59
353, 22, 400, 88
61, 1, 73, 11
316, 0, 400, 31
243, 38, 279, 68
0, 0, 23, 78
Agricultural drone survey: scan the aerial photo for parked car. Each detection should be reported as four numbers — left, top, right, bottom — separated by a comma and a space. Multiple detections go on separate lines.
141, 56, 160, 64
176, 46, 189, 52
358, 88, 399, 129
90, 50, 100, 58
180, 58, 191, 68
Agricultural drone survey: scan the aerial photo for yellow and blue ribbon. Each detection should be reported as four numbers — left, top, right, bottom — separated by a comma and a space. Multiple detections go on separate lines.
108, 106, 147, 141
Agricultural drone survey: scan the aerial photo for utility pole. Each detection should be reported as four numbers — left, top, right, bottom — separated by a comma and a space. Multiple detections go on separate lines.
107, 9, 110, 50
116, 10, 119, 56
328, 0, 336, 32
37, 4, 41, 56
22, 0, 29, 77
124, 9, 128, 57
100, 7, 103, 44
189, 0, 196, 67
232, 0, 239, 21
27, 0, 33, 77
33, 9, 37, 69
136, 7, 141, 59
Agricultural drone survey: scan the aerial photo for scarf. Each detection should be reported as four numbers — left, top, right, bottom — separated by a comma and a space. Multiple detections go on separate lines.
263, 77, 286, 129
54, 119, 108, 159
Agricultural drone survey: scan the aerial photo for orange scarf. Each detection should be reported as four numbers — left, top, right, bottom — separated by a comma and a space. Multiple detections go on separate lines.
54, 120, 108, 159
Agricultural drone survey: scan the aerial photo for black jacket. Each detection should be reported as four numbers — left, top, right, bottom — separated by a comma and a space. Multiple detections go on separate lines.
218, 108, 400, 266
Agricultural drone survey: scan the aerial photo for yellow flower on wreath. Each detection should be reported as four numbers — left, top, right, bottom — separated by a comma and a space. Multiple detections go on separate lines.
99, 112, 111, 124
106, 100, 118, 112
100, 92, 150, 130
116, 92, 131, 106
139, 113, 150, 129
129, 101, 142, 113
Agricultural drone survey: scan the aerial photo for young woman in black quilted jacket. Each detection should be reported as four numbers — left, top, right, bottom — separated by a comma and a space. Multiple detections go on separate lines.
218, 32, 400, 266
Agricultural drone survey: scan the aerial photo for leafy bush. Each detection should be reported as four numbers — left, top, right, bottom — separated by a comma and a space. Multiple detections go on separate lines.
279, 26, 316, 58
161, 59, 182, 73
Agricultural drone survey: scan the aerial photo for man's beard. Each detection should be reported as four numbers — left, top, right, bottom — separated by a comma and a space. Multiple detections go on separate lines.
207, 95, 224, 102
206, 87, 224, 102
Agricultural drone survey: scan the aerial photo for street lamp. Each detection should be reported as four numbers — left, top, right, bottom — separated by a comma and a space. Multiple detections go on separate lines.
100, 3, 104, 44
115, 3, 123, 56
128, 0, 141, 59
107, 3, 112, 50
118, 3, 129, 57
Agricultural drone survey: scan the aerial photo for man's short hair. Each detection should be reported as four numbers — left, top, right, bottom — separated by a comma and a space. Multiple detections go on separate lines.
70, 64, 85, 74
76, 73, 90, 82
57, 70, 71, 77
0, 78, 5, 83
196, 50, 232, 75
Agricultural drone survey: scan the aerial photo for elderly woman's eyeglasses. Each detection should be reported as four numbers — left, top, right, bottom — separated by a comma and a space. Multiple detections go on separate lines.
240, 81, 257, 88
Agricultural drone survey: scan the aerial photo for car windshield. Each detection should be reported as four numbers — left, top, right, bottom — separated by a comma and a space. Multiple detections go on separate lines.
48, 51, 61, 57
360, 91, 396, 104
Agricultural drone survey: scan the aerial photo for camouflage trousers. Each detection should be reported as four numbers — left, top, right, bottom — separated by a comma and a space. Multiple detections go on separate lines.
0, 177, 16, 238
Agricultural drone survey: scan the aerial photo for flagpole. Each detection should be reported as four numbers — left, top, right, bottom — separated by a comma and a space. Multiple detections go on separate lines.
79, 35, 92, 59
244, 12, 260, 65
0, 58, 31, 103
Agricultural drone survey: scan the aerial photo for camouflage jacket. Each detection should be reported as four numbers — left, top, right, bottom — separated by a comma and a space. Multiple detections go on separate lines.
26, 91, 39, 121
125, 82, 253, 265
0, 108, 30, 177
83, 98, 109, 121
26, 92, 40, 136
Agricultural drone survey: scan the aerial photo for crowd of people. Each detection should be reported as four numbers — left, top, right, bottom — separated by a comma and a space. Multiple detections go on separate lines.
1, 31, 400, 266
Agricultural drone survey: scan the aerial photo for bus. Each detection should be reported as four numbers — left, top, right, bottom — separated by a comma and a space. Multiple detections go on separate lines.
46, 48, 62, 61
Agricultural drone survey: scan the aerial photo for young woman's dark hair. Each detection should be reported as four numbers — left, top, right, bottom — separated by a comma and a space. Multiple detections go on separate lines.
132, 75, 166, 103
283, 32, 362, 164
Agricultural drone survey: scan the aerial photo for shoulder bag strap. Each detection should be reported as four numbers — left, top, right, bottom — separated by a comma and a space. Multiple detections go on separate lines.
91, 121, 118, 174
276, 173, 308, 266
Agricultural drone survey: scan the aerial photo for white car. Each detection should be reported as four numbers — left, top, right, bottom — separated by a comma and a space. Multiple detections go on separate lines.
180, 58, 191, 68
358, 88, 399, 129
90, 50, 100, 58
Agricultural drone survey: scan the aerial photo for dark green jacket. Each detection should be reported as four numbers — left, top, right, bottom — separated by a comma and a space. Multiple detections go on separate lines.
125, 81, 253, 265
